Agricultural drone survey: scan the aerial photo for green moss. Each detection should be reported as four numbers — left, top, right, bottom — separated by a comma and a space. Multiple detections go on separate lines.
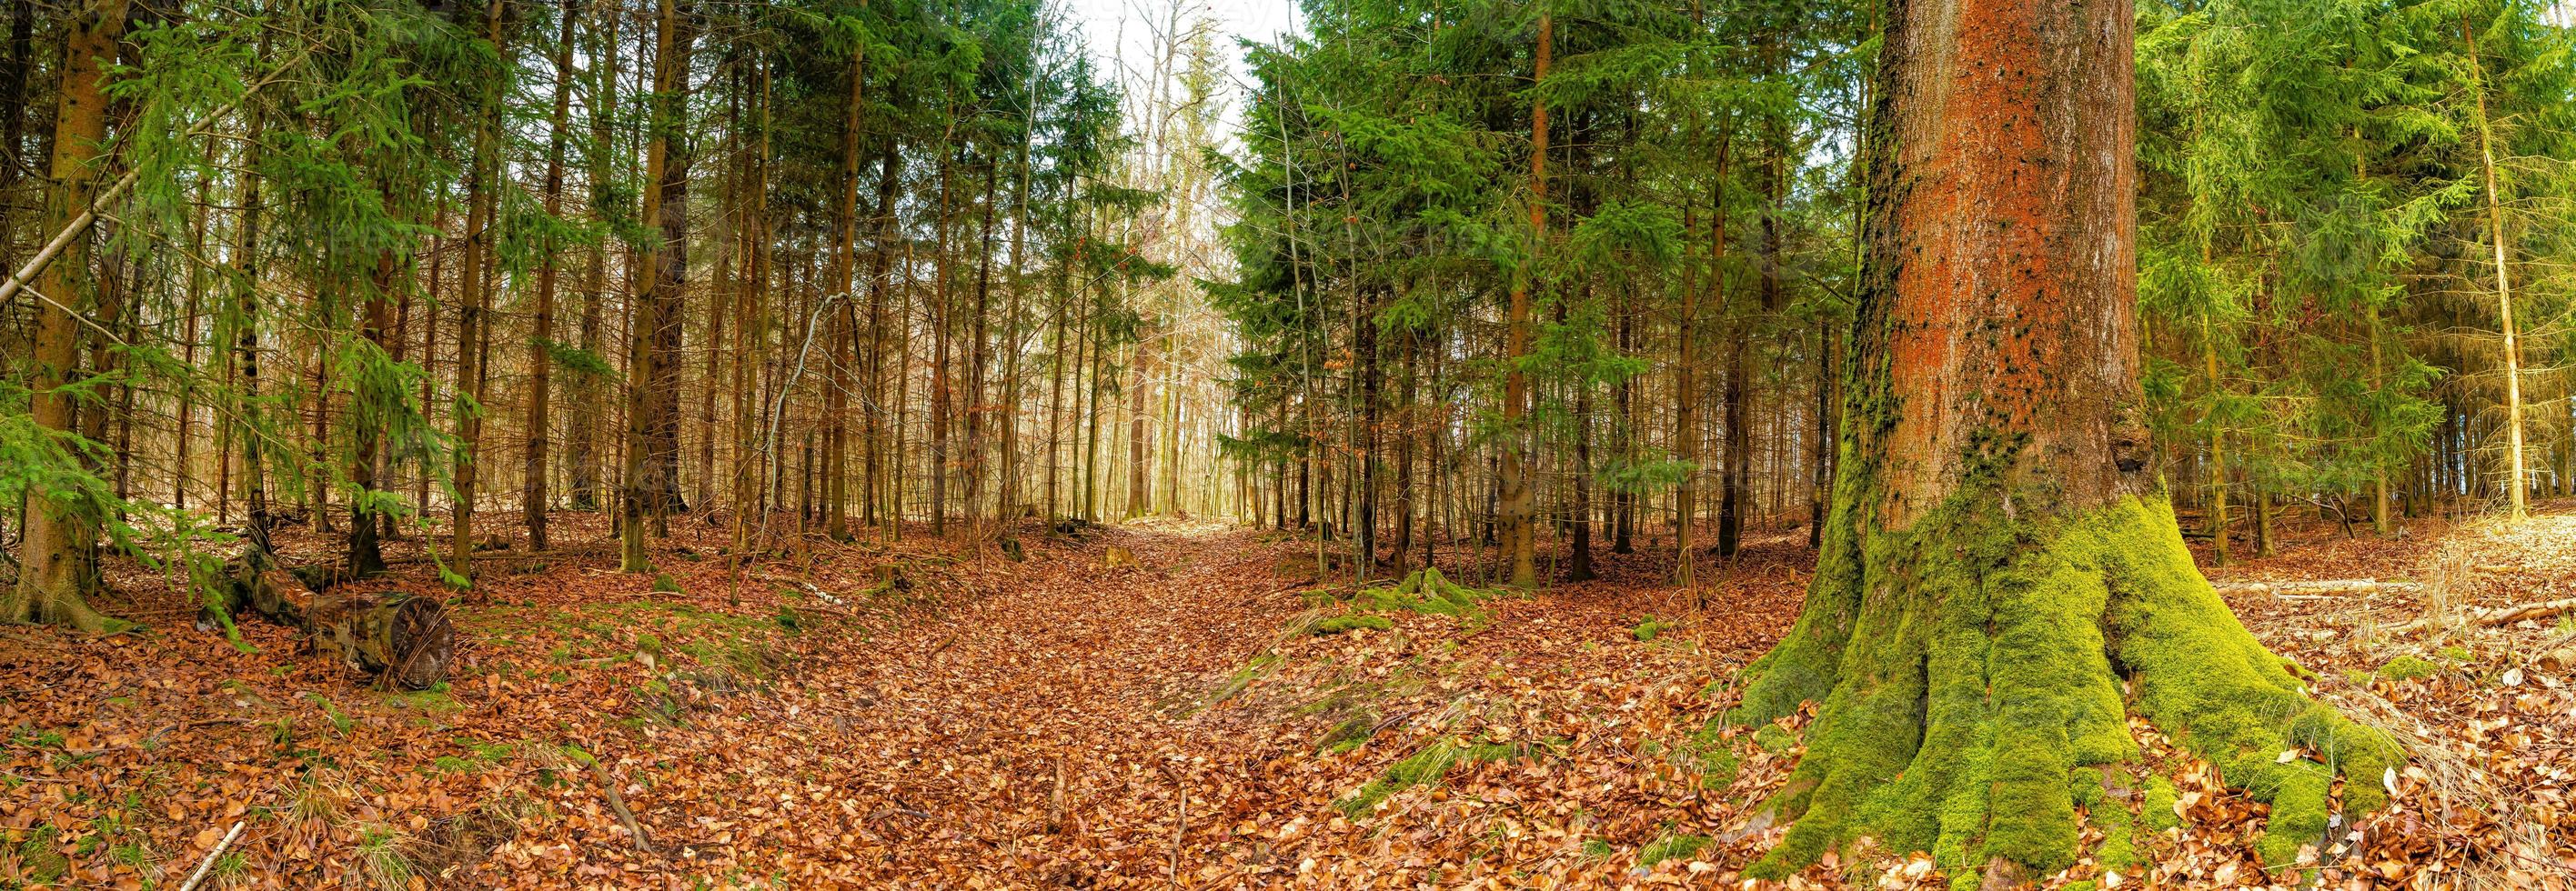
2138, 776, 2179, 832
2257, 763, 2331, 871
1334, 737, 1535, 817
2378, 655, 2438, 681
1731, 488, 2400, 881
1638, 834, 1710, 866
1634, 618, 1671, 642
1683, 726, 1742, 789
1582, 838, 1614, 858
1310, 614, 1394, 636
650, 573, 682, 594
16, 826, 67, 881
1319, 711, 1378, 754
2074, 767, 2140, 869
2440, 646, 2471, 663
1343, 568, 1506, 619
388, 686, 459, 715
1752, 724, 1796, 755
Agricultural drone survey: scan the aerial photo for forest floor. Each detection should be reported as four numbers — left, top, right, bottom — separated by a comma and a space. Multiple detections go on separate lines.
4, 504, 2573, 889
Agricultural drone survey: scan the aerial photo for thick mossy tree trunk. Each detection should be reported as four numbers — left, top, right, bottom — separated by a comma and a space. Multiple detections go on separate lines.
1729, 0, 2399, 884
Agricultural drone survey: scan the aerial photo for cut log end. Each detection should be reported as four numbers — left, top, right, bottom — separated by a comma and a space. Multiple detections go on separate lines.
382, 596, 457, 690
224, 553, 457, 689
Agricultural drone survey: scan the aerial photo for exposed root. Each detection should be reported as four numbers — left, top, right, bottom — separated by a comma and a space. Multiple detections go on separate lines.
1731, 495, 2401, 883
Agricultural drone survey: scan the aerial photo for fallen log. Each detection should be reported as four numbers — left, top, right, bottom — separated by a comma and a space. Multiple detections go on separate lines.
2472, 597, 2576, 628
381, 545, 615, 566
2388, 596, 2576, 636
223, 549, 455, 690
2211, 578, 2424, 596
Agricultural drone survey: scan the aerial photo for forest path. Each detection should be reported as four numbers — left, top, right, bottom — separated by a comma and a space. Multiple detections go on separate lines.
640, 521, 1317, 886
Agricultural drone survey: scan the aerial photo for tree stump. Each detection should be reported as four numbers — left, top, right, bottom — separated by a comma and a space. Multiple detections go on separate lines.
224, 549, 456, 689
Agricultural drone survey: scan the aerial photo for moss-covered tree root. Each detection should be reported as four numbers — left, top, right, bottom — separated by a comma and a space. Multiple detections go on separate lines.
1729, 495, 2399, 885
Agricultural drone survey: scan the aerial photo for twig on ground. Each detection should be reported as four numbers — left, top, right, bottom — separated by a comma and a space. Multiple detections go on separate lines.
176, 820, 246, 891
586, 757, 653, 852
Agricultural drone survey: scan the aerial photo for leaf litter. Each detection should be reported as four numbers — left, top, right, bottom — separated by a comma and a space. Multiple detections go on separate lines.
2, 506, 2571, 888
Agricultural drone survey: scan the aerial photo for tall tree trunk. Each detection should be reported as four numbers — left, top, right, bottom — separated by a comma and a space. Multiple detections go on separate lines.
1808, 321, 1833, 550
1565, 294, 1594, 582
2461, 18, 2526, 521
1393, 327, 1415, 573
927, 135, 954, 536
647, 5, 696, 526
448, 0, 508, 587
177, 193, 208, 510
1732, 1, 2397, 884
1358, 294, 1380, 566
622, 0, 692, 570
1676, 129, 1730, 588
416, 199, 445, 524
1718, 295, 1748, 556
2200, 307, 2229, 565
825, 35, 863, 540
1612, 283, 1635, 556
570, 0, 620, 512
7, 0, 129, 630
1498, 10, 1549, 587
0, 1, 33, 280
864, 138, 901, 526
348, 240, 400, 576
892, 237, 916, 536
524, 0, 577, 552
999, 81, 1035, 527
1127, 336, 1152, 518
968, 160, 998, 527
733, 65, 771, 535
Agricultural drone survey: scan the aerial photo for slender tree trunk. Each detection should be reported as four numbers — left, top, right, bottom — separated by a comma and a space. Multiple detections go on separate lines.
1127, 335, 1152, 518
448, 0, 508, 586
1613, 285, 1635, 555
1675, 131, 1731, 588
929, 137, 955, 536
1044, 240, 1070, 521
864, 139, 901, 526
2201, 308, 2229, 565
1498, 11, 1549, 587
416, 199, 445, 523
968, 161, 998, 527
823, 36, 863, 540
892, 237, 916, 536
999, 82, 1035, 527
2461, 18, 2526, 521
1809, 321, 1833, 550
733, 63, 771, 535
177, 192, 207, 510
522, 0, 577, 552
1082, 302, 1103, 522
0, 3, 31, 243
1566, 295, 1595, 582
1393, 327, 1416, 573
570, 1, 619, 512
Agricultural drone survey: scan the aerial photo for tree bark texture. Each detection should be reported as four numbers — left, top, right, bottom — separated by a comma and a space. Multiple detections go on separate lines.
1730, 0, 2399, 882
